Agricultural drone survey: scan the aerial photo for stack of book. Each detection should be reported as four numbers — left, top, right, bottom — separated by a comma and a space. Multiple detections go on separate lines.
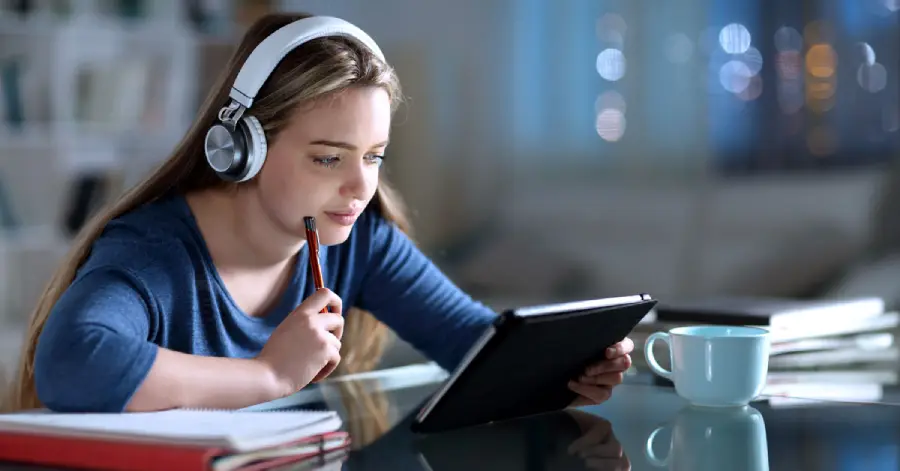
632, 296, 898, 405
0, 408, 350, 471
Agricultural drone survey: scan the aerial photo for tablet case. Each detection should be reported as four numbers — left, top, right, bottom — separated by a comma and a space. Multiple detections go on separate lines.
412, 295, 656, 433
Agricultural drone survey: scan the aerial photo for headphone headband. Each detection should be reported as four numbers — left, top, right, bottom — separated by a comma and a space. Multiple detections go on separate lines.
228, 16, 386, 110
206, 15, 384, 183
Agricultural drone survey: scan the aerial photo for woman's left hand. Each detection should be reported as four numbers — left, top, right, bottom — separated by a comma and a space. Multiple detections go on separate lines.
568, 337, 634, 406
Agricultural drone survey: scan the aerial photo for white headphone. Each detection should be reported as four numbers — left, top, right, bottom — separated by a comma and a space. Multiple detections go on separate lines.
203, 16, 386, 182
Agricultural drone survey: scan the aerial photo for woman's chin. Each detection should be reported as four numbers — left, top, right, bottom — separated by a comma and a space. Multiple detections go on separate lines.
316, 225, 354, 246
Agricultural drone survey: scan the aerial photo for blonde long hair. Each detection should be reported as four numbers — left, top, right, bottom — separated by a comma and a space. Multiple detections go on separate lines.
2, 13, 407, 414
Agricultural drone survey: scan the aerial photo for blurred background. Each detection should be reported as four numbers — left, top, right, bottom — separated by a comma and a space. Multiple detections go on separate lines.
0, 0, 899, 373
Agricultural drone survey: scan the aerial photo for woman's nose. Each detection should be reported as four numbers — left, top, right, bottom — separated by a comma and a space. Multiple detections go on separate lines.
339, 161, 374, 199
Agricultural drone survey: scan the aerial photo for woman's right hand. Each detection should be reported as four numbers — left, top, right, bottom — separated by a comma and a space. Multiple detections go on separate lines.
256, 288, 344, 398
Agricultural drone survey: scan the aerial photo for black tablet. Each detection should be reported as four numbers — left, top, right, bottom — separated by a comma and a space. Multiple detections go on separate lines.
411, 294, 656, 433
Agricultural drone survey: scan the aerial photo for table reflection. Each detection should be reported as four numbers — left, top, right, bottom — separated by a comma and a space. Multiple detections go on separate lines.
244, 364, 900, 471
415, 409, 630, 471
257, 363, 449, 449
296, 364, 639, 470
322, 364, 448, 450
645, 405, 768, 471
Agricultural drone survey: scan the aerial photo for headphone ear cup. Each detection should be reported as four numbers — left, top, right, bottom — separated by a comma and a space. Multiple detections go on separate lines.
204, 122, 247, 181
238, 115, 268, 182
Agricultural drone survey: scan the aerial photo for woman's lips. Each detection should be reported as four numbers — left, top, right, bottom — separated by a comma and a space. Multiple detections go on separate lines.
324, 210, 360, 226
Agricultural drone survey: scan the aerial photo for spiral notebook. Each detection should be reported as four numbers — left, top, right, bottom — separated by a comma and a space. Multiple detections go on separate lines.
0, 409, 347, 471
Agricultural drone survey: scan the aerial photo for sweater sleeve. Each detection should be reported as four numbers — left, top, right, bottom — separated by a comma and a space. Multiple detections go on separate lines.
357, 213, 498, 371
33, 267, 159, 413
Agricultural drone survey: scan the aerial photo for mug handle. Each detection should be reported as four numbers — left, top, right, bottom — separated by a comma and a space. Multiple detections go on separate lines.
644, 425, 671, 467
644, 332, 673, 380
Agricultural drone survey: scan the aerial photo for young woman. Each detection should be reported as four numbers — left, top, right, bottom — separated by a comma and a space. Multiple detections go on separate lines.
1, 13, 634, 413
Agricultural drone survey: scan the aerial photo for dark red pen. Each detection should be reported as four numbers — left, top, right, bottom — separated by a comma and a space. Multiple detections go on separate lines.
304, 216, 330, 313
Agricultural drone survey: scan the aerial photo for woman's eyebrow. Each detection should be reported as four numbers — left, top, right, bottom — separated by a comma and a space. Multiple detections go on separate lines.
308, 139, 389, 150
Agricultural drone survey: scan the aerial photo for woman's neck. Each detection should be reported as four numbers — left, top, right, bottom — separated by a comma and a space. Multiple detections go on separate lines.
185, 188, 306, 270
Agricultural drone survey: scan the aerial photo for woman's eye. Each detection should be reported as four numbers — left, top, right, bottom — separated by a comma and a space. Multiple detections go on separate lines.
313, 156, 340, 168
365, 154, 385, 167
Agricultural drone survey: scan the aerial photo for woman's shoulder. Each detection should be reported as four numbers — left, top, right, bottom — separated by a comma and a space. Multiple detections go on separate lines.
78, 195, 201, 281
104, 194, 193, 240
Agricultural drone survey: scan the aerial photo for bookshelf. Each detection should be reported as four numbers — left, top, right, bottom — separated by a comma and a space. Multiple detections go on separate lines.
0, 0, 242, 324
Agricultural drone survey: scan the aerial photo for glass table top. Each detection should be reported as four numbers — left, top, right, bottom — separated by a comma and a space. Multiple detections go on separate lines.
3, 362, 900, 470
238, 362, 900, 471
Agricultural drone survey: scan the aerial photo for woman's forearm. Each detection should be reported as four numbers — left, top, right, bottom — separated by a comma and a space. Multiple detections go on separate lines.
125, 347, 287, 412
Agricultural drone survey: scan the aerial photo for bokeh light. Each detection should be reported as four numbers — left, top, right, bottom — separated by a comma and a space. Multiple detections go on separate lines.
806, 44, 837, 78
719, 60, 753, 94
857, 62, 888, 93
807, 94, 836, 113
596, 48, 626, 81
803, 20, 834, 45
739, 46, 764, 76
719, 23, 751, 54
776, 51, 803, 80
857, 42, 876, 66
807, 79, 836, 100
737, 75, 764, 101
778, 81, 805, 114
595, 91, 627, 114
774, 26, 802, 52
596, 13, 627, 46
596, 109, 626, 142
665, 33, 694, 64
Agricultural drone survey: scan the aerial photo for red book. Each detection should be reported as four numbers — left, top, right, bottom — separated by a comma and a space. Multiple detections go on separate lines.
0, 409, 349, 471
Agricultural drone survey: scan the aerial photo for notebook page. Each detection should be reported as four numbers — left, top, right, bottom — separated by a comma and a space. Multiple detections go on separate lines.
0, 409, 338, 448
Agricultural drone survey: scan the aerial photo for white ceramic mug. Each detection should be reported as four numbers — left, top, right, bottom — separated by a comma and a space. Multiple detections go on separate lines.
644, 325, 771, 407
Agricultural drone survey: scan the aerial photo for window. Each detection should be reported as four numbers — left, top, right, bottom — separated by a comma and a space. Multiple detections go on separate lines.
510, 0, 900, 175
